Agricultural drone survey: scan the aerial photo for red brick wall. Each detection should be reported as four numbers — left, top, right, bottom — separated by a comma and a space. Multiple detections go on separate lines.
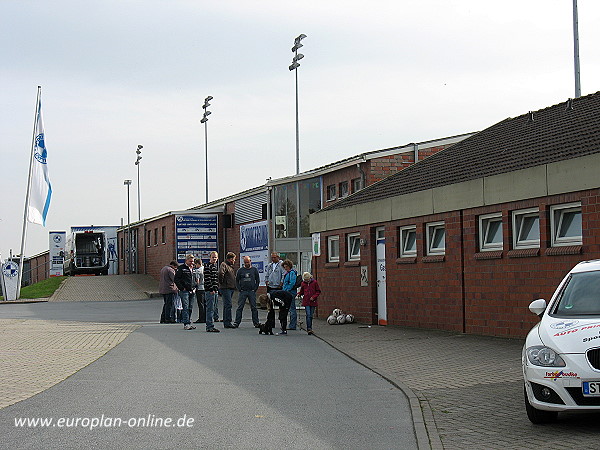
314, 189, 600, 338
27, 252, 50, 284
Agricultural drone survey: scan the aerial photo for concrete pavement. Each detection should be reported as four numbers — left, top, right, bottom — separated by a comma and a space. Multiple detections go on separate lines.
2, 274, 600, 448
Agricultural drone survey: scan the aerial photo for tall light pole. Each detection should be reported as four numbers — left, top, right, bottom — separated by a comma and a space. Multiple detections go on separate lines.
201, 96, 213, 204
124, 179, 132, 274
134, 145, 143, 221
572, 0, 581, 98
289, 34, 306, 175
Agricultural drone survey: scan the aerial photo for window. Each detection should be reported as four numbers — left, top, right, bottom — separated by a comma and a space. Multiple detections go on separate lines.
512, 208, 539, 249
479, 213, 503, 251
161, 226, 166, 244
347, 233, 361, 261
351, 178, 362, 193
551, 203, 582, 247
426, 222, 445, 255
147, 230, 151, 247
327, 184, 337, 201
339, 181, 349, 198
299, 177, 322, 237
328, 235, 340, 262
120, 237, 124, 259
399, 226, 417, 257
154, 228, 158, 246
273, 183, 298, 238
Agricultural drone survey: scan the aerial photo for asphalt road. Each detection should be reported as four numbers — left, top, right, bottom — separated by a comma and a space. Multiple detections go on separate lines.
0, 300, 416, 449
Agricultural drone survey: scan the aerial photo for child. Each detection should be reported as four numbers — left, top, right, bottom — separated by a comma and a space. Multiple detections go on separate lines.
267, 290, 293, 335
297, 272, 320, 335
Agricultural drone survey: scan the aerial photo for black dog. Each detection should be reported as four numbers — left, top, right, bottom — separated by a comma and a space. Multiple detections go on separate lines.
258, 299, 275, 335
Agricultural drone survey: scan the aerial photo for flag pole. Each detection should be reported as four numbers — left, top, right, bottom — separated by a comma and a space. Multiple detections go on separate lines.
17, 86, 42, 298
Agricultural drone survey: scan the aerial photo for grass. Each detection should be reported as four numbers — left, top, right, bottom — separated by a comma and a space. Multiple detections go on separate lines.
0, 276, 66, 300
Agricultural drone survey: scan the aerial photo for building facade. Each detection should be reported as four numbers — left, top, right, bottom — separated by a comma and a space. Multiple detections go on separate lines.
310, 92, 600, 338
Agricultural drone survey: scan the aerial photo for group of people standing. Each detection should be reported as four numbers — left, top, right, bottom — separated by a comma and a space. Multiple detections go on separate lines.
158, 251, 321, 335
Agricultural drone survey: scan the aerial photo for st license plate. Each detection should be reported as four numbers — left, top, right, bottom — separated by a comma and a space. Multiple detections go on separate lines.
582, 381, 600, 397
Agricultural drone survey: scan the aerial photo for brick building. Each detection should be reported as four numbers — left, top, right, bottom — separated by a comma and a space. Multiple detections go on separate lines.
117, 134, 471, 281
310, 92, 600, 338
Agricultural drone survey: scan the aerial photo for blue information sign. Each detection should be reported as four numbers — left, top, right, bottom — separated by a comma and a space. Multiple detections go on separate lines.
175, 214, 218, 263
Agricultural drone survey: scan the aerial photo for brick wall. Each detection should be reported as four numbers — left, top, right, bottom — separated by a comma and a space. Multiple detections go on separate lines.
313, 188, 600, 338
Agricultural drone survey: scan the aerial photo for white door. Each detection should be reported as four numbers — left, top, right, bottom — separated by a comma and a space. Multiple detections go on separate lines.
376, 227, 387, 325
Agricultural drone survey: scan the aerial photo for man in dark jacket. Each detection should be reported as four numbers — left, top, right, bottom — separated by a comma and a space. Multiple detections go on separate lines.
233, 256, 260, 328
159, 260, 179, 323
174, 254, 196, 330
218, 252, 237, 329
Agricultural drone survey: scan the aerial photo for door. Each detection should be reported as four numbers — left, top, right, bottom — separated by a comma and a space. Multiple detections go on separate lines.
376, 227, 387, 325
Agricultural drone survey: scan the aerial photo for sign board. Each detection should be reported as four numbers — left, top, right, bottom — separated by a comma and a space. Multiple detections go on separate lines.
1, 260, 20, 301
240, 220, 269, 286
175, 214, 218, 263
49, 231, 66, 276
312, 233, 321, 257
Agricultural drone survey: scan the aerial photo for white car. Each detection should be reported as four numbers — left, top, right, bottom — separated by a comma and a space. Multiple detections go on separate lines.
523, 259, 600, 423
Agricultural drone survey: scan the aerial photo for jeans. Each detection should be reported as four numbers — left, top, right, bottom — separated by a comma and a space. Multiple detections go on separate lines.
179, 291, 193, 326
195, 290, 205, 322
161, 293, 175, 323
205, 291, 217, 330
221, 288, 234, 326
305, 305, 316, 331
287, 290, 298, 329
213, 293, 219, 321
235, 290, 259, 326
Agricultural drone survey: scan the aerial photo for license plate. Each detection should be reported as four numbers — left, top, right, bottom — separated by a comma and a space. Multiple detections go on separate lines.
582, 381, 600, 397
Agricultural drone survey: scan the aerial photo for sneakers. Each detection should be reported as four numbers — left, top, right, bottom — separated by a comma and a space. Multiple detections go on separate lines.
224, 324, 236, 329
231, 323, 239, 328
184, 325, 196, 330
277, 330, 287, 335
253, 323, 261, 328
307, 329, 313, 335
206, 327, 220, 333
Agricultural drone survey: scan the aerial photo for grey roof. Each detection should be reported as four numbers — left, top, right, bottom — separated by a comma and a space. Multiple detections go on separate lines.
322, 92, 600, 211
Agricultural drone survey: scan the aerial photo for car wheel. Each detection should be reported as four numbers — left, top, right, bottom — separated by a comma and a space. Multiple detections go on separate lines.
524, 385, 558, 424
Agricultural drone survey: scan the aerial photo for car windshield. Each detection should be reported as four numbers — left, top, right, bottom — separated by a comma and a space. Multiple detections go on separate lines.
553, 271, 600, 316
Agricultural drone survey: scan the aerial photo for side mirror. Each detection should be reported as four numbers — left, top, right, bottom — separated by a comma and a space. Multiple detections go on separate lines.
529, 299, 547, 318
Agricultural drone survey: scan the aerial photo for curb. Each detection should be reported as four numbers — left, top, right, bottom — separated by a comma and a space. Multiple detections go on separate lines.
309, 326, 436, 450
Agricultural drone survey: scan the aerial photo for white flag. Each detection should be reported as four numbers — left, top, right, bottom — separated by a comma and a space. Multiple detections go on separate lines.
28, 97, 52, 225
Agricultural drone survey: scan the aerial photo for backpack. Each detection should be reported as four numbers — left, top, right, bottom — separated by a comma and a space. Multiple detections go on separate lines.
293, 272, 303, 289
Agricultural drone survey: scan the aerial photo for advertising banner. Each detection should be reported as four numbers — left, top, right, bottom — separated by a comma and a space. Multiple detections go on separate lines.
49, 231, 66, 276
1, 260, 20, 301
240, 220, 269, 286
175, 214, 218, 263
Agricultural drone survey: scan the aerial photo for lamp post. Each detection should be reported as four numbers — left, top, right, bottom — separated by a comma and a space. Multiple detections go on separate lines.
134, 145, 143, 221
201, 96, 213, 204
289, 34, 306, 175
572, 0, 581, 98
124, 179, 132, 274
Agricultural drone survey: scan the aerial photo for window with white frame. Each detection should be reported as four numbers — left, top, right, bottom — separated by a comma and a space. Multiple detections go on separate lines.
426, 222, 445, 255
347, 233, 361, 261
328, 235, 340, 262
327, 184, 337, 201
550, 202, 582, 247
351, 178, 362, 193
512, 208, 540, 249
399, 226, 417, 257
339, 181, 349, 198
479, 213, 503, 251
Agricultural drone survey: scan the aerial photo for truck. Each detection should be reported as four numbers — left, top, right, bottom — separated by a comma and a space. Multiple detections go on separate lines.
63, 230, 109, 275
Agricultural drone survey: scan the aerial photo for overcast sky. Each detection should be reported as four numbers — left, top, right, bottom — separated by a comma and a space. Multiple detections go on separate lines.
1, 0, 599, 260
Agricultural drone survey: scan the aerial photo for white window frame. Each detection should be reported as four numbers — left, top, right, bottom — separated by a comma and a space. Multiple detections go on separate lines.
479, 213, 503, 251
327, 235, 340, 262
347, 233, 361, 261
550, 202, 582, 247
399, 225, 417, 257
339, 181, 349, 198
327, 184, 337, 201
512, 208, 540, 249
426, 221, 445, 255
